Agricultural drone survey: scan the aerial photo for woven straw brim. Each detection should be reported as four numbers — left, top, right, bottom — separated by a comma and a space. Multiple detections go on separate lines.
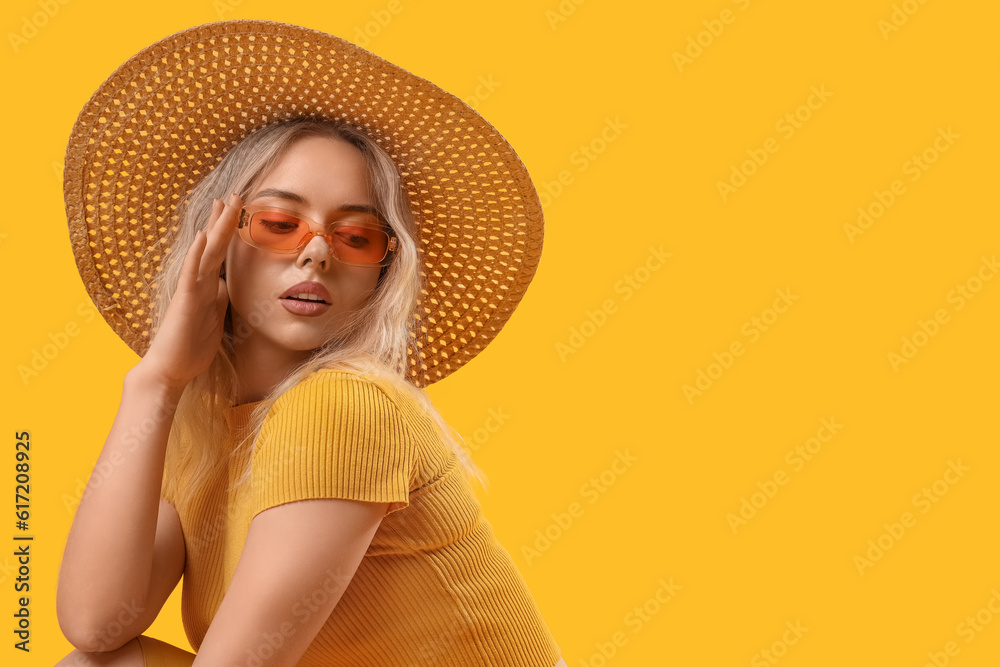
63, 19, 543, 387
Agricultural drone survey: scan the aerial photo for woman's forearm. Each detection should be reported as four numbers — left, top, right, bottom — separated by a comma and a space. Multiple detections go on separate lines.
56, 362, 187, 638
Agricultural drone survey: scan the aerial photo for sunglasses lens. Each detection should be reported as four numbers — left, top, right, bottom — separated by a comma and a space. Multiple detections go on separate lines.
332, 226, 389, 265
249, 211, 309, 250
248, 210, 390, 265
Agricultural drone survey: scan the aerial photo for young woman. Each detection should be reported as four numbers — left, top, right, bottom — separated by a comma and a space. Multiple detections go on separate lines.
57, 20, 566, 667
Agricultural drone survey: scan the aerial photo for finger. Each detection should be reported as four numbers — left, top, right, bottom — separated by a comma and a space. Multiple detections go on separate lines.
178, 229, 208, 294
205, 194, 243, 270
200, 193, 242, 275
206, 197, 224, 236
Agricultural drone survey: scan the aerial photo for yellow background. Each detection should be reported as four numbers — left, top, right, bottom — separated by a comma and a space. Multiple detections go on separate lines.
2, 0, 998, 664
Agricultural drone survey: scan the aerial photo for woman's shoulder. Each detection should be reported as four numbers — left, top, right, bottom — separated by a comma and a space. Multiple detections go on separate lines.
288, 366, 406, 398
274, 367, 424, 423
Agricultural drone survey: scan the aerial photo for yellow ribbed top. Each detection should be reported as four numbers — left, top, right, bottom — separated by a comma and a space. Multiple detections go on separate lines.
160, 369, 563, 666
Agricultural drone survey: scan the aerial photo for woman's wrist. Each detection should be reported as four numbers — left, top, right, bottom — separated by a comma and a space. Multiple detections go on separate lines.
125, 360, 190, 406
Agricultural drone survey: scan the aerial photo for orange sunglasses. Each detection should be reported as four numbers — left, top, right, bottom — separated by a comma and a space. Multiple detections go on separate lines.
237, 205, 398, 267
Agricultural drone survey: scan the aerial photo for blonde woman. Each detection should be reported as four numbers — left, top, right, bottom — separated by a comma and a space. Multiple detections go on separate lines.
56, 20, 566, 667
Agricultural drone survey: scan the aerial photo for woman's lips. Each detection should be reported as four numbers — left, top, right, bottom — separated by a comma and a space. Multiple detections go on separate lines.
278, 280, 333, 316
279, 281, 333, 302
279, 298, 331, 317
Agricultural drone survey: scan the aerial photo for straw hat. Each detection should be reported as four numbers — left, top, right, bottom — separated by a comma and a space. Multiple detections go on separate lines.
63, 19, 543, 387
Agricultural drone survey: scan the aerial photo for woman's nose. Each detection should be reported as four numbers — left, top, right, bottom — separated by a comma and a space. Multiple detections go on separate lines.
297, 232, 333, 267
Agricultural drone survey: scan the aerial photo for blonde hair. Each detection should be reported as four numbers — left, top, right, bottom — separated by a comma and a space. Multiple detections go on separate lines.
153, 117, 487, 502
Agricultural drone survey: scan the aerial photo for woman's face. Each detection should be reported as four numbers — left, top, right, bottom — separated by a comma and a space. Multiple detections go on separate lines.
224, 135, 382, 360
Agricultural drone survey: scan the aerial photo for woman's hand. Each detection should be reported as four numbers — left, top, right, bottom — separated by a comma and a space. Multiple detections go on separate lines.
136, 193, 243, 391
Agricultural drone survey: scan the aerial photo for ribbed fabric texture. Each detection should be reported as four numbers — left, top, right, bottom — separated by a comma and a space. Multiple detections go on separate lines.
160, 370, 563, 666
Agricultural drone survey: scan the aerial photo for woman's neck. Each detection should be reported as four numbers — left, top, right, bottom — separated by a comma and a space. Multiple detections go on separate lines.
231, 336, 311, 405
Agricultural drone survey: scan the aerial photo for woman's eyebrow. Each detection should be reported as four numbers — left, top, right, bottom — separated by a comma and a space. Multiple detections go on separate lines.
252, 188, 377, 215
253, 187, 307, 204
339, 204, 379, 215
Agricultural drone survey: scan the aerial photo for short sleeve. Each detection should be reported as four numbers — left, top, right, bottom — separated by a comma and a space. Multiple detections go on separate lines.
249, 372, 416, 518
